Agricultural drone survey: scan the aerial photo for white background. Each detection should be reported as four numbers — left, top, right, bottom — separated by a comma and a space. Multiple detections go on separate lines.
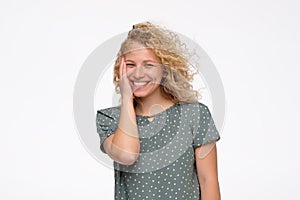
1, 0, 299, 199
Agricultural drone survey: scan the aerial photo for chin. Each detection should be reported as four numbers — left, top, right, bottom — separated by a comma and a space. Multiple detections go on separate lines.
133, 91, 149, 98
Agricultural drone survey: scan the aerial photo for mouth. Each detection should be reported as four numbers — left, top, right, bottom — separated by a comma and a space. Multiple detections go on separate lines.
131, 81, 153, 92
133, 81, 150, 86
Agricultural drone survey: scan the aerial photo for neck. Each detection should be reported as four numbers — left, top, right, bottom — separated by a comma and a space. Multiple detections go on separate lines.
134, 92, 174, 116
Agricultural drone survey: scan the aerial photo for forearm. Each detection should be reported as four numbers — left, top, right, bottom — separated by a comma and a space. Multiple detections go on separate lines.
200, 179, 221, 200
110, 100, 140, 164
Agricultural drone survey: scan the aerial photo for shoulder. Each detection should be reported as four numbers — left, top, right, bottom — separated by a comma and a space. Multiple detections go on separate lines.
97, 106, 120, 114
178, 102, 212, 125
179, 101, 209, 112
96, 106, 121, 120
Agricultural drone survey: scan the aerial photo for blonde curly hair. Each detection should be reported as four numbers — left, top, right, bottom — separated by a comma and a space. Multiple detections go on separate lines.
113, 21, 199, 103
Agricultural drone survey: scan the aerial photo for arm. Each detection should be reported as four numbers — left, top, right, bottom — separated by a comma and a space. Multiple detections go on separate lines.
103, 57, 140, 165
195, 142, 221, 200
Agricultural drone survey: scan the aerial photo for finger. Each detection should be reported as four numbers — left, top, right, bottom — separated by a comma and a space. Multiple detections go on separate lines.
122, 57, 127, 78
119, 57, 123, 79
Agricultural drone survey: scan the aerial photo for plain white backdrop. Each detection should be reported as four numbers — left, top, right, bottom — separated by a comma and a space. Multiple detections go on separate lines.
1, 0, 299, 199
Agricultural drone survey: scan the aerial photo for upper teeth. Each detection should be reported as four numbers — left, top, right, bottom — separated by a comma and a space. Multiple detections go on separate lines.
134, 82, 148, 86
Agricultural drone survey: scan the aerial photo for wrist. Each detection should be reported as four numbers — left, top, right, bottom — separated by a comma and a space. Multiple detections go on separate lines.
121, 96, 134, 106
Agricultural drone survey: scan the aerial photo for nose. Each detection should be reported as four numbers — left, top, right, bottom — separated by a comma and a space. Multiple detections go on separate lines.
132, 66, 145, 79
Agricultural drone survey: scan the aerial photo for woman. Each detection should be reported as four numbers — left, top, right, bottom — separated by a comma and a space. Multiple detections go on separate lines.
96, 22, 221, 200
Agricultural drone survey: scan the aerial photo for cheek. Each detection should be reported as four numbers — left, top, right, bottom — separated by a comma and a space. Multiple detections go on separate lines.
126, 67, 134, 76
152, 71, 163, 81
125, 66, 130, 73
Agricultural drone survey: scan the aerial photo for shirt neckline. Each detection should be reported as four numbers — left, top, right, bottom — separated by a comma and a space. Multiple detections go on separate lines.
135, 103, 177, 118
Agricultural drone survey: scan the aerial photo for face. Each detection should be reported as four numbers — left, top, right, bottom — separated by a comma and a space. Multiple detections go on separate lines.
124, 48, 164, 99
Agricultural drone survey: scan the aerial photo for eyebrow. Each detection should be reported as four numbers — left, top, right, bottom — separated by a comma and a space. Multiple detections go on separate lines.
125, 59, 158, 63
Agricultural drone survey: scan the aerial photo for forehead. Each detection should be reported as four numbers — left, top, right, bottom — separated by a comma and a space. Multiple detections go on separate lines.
124, 48, 160, 62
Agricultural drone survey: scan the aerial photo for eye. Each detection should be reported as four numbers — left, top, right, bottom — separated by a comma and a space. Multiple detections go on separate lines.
144, 63, 155, 68
126, 63, 135, 68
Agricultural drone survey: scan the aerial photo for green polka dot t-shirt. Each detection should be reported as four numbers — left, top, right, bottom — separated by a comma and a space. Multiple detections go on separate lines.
96, 102, 220, 200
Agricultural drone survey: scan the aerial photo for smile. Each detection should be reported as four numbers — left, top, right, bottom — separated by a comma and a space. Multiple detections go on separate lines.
133, 81, 150, 86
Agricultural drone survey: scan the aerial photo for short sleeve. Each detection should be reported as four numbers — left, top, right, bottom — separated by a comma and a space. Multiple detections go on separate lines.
191, 102, 221, 148
96, 107, 119, 154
